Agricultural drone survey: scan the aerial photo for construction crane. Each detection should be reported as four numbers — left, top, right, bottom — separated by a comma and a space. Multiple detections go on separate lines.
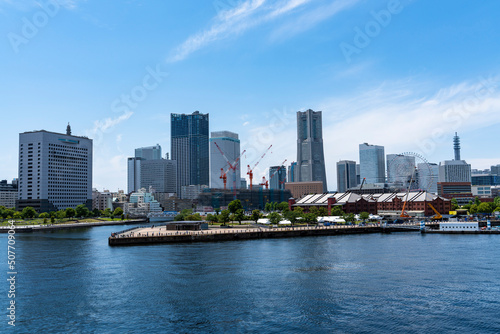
214, 141, 246, 196
266, 160, 287, 190
259, 176, 269, 189
219, 168, 228, 190
428, 203, 443, 220
247, 145, 272, 191
400, 168, 417, 218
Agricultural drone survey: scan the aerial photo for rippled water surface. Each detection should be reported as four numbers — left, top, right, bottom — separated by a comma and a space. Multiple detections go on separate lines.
1, 226, 500, 333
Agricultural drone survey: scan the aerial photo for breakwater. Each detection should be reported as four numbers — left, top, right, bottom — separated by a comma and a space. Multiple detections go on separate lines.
108, 225, 415, 246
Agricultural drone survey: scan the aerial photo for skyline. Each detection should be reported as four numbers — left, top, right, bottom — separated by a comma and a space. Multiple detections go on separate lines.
1, 0, 500, 191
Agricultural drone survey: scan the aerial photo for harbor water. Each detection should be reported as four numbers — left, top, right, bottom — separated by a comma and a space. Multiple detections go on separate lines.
1, 225, 500, 333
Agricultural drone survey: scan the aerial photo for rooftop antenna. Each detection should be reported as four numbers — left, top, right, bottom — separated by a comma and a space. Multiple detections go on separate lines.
66, 122, 72, 136
453, 132, 461, 161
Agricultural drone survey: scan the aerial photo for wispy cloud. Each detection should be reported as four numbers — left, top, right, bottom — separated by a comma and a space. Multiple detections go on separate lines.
167, 0, 355, 62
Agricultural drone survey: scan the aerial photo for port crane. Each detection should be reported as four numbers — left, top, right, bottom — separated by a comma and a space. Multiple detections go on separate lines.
428, 203, 443, 220
400, 168, 417, 218
214, 141, 246, 198
247, 145, 272, 190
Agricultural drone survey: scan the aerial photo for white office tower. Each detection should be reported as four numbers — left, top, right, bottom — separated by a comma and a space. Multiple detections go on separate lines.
17, 127, 92, 212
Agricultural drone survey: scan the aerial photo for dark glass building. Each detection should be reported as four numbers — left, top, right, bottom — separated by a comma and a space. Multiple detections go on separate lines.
296, 110, 328, 192
171, 111, 209, 195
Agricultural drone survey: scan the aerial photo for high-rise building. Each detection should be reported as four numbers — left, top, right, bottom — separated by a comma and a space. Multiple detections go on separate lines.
491, 165, 500, 176
439, 160, 472, 183
135, 144, 162, 161
386, 154, 416, 189
140, 159, 177, 193
171, 111, 209, 195
0, 179, 18, 209
209, 131, 240, 190
288, 162, 297, 183
127, 157, 143, 194
356, 164, 361, 185
269, 166, 287, 190
296, 109, 327, 192
417, 163, 439, 194
336, 160, 357, 193
359, 143, 385, 184
453, 132, 461, 161
17, 127, 92, 212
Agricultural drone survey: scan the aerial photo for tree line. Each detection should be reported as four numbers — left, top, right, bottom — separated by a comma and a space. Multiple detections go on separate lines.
0, 205, 125, 223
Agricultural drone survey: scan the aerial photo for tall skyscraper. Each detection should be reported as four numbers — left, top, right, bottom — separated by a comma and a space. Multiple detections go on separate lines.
336, 160, 357, 193
296, 109, 327, 192
140, 159, 177, 193
269, 166, 287, 190
17, 127, 93, 212
127, 157, 143, 194
418, 162, 439, 194
209, 131, 240, 190
128, 144, 163, 194
288, 162, 297, 183
386, 154, 416, 188
359, 143, 385, 184
135, 144, 162, 161
171, 111, 209, 195
439, 134, 471, 183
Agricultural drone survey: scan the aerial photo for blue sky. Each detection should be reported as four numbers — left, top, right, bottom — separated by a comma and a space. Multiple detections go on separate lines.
1, 0, 500, 191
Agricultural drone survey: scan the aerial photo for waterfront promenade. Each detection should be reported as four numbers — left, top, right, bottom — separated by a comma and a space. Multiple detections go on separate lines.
0, 219, 147, 233
108, 223, 425, 246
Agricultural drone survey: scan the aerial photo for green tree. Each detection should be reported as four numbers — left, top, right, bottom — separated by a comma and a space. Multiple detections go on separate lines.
13, 212, 22, 219
65, 208, 76, 220
92, 208, 101, 217
56, 210, 66, 220
228, 199, 243, 214
103, 208, 113, 219
206, 213, 218, 224
39, 212, 50, 219
469, 204, 478, 215
494, 197, 500, 207
267, 212, 282, 225
251, 210, 261, 223
113, 207, 124, 220
477, 202, 492, 214
283, 208, 301, 225
50, 216, 55, 224
264, 202, 272, 212
318, 207, 328, 217
451, 198, 459, 211
474, 197, 481, 206
76, 204, 89, 218
121, 213, 125, 220
303, 212, 317, 224
309, 207, 320, 218
21, 206, 37, 219
4, 209, 15, 219
277, 201, 289, 212
218, 210, 231, 225
344, 213, 355, 224
186, 213, 202, 221
233, 209, 245, 224
214, 208, 221, 215
331, 206, 345, 217
359, 212, 370, 221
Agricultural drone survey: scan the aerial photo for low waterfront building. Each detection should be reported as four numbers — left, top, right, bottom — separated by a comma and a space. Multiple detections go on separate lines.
285, 181, 324, 198
92, 189, 113, 211
291, 191, 451, 217
0, 179, 18, 209
125, 188, 162, 216
439, 222, 479, 231
437, 182, 473, 205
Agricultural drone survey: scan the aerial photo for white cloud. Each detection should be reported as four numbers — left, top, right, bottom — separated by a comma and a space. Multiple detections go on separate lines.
168, 0, 355, 62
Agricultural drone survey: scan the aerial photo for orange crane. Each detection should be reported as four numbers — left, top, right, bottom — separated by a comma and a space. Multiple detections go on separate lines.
247, 145, 272, 190
214, 141, 246, 194
219, 168, 228, 190
267, 159, 287, 189
428, 203, 443, 220
259, 176, 269, 189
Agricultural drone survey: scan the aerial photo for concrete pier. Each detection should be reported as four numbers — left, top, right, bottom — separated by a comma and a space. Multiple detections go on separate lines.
108, 224, 413, 246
